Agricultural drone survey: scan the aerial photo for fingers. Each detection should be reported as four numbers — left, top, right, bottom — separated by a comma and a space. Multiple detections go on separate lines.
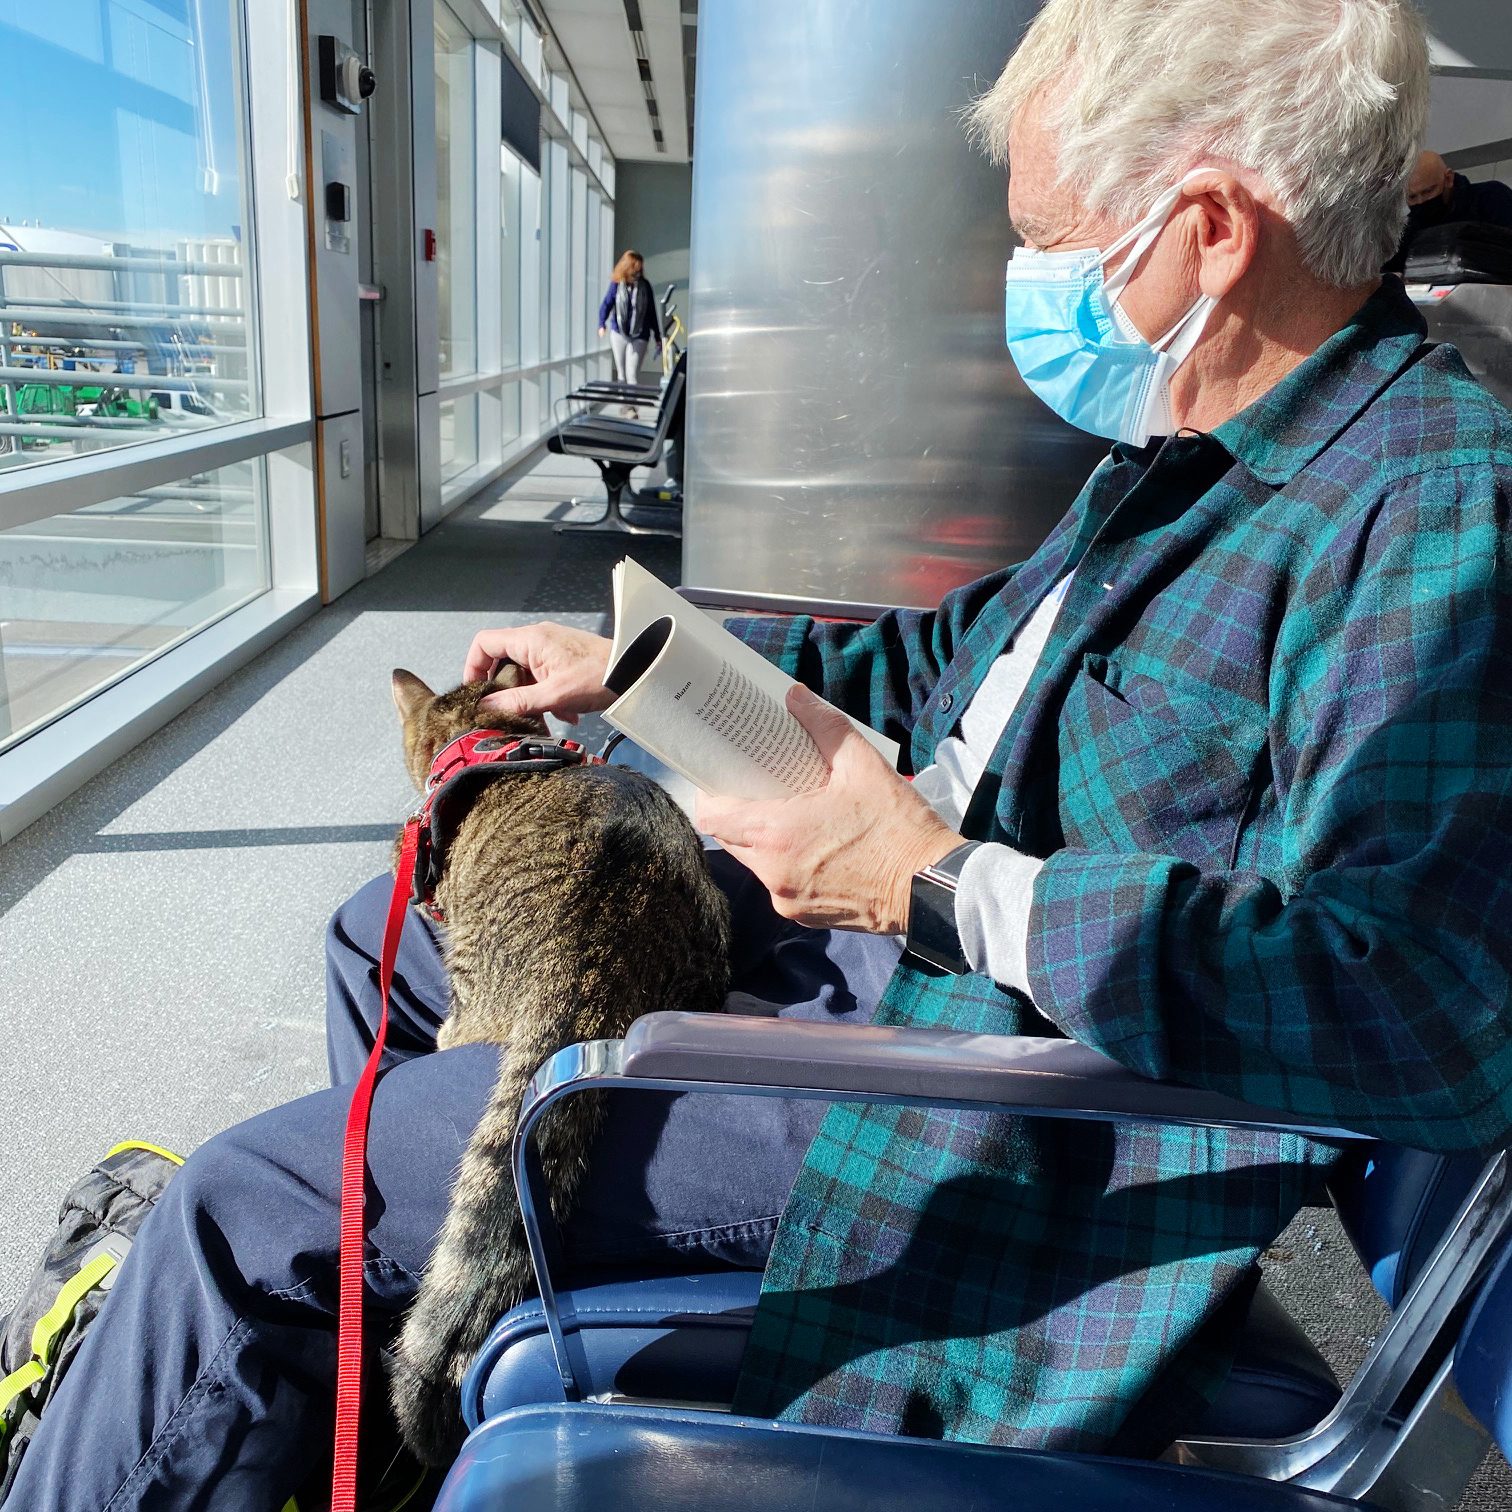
787, 684, 857, 767
477, 683, 555, 720
694, 793, 739, 842
695, 793, 769, 850
462, 628, 526, 684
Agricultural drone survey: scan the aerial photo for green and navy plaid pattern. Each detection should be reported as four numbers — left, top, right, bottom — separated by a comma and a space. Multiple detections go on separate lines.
726, 279, 1512, 1455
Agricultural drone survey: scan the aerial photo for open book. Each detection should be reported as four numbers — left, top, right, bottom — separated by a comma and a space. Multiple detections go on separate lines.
602, 558, 901, 800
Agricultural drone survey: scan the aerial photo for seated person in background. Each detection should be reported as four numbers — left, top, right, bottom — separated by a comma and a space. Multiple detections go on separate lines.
1386, 149, 1512, 269
10, 1, 1512, 1507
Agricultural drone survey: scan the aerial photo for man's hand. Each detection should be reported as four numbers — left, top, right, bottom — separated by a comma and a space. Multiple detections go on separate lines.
697, 685, 961, 935
462, 623, 614, 725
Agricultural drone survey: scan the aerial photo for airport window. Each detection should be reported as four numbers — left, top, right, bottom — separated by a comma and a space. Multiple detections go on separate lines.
0, 2, 313, 835
434, 1, 478, 379
0, 0, 614, 830
517, 154, 543, 371
0, 454, 267, 752
500, 145, 525, 372
439, 395, 479, 483
570, 164, 590, 356
0, 0, 257, 472
547, 137, 571, 362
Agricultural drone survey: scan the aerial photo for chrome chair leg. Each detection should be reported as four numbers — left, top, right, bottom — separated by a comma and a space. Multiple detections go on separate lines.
554, 487, 681, 539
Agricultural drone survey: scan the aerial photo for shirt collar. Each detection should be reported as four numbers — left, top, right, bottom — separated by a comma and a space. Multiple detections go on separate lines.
1209, 279, 1429, 487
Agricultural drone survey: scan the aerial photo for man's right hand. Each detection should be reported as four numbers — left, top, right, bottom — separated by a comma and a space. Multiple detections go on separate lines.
463, 623, 614, 724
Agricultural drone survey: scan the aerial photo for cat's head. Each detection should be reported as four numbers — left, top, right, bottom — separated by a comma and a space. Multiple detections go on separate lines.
391, 665, 549, 791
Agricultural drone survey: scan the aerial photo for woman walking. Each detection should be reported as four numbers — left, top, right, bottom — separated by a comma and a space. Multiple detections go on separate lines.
597, 250, 663, 389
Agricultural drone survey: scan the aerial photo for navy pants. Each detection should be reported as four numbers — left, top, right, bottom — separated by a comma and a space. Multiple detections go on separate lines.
10, 851, 899, 1510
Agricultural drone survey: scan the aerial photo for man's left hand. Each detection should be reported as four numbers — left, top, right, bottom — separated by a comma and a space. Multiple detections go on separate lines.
697, 685, 962, 934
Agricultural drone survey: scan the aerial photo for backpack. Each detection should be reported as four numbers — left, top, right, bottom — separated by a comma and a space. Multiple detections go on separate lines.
1, 1143, 438, 1511
0, 1141, 183, 1501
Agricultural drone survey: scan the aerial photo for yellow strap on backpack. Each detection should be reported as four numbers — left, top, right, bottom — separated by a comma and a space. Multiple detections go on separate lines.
105, 1139, 184, 1167
0, 1251, 119, 1437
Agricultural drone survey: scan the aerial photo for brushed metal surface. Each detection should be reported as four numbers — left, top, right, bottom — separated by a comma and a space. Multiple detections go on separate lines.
1418, 281, 1512, 414
683, 0, 1107, 610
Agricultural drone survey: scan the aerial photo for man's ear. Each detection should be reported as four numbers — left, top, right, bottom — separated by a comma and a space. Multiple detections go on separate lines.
1189, 175, 1261, 302
391, 668, 434, 722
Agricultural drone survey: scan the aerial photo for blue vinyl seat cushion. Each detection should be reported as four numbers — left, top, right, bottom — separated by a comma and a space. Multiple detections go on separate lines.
1328, 1147, 1483, 1307
461, 1267, 1340, 1442
433, 1402, 1378, 1512
1455, 1237, 1512, 1457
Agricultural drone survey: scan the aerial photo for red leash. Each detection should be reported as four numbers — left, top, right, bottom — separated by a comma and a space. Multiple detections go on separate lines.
332, 818, 420, 1512
330, 733, 597, 1508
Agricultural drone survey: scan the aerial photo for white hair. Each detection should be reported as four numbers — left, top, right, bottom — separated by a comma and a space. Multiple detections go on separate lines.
967, 0, 1430, 288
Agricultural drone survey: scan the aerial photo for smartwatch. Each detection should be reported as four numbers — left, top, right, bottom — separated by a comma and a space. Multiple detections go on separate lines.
904, 841, 980, 974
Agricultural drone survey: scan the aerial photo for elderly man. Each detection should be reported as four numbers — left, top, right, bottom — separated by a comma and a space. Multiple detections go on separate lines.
11, 0, 1512, 1506
1386, 148, 1512, 269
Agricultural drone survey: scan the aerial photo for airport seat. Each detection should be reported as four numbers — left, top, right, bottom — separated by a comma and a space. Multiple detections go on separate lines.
562, 378, 665, 407
546, 356, 686, 538
435, 1402, 1377, 1512
461, 1266, 1341, 1442
435, 1012, 1512, 1510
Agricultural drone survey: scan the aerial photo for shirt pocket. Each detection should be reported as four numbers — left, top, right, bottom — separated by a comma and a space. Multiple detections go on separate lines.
1057, 655, 1266, 870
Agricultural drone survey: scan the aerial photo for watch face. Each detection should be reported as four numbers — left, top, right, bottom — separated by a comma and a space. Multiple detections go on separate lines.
907, 872, 967, 974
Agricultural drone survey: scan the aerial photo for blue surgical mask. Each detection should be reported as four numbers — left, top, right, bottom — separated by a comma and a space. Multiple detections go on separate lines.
1003, 173, 1218, 446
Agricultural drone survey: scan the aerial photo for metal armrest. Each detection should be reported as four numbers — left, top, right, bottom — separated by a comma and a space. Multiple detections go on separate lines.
511, 1012, 1369, 1406
615, 1013, 1367, 1139
679, 587, 901, 621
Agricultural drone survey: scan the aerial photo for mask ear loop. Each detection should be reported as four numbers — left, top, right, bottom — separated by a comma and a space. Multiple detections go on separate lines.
1101, 170, 1222, 349
1099, 182, 1187, 303
1151, 292, 1218, 357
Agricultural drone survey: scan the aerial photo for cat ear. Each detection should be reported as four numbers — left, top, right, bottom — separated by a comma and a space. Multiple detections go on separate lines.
487, 660, 530, 692
391, 668, 435, 722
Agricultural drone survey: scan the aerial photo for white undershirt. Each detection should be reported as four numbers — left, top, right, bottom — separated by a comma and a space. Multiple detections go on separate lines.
909, 577, 1071, 996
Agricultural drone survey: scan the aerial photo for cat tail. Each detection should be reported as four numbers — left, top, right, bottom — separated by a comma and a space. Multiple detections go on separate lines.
390, 1023, 604, 1464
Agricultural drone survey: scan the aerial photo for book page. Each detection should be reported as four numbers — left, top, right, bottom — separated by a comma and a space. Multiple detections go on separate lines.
605, 559, 901, 775
604, 615, 824, 799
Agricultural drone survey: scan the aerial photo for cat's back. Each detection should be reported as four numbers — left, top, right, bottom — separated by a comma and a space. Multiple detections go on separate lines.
440, 762, 721, 937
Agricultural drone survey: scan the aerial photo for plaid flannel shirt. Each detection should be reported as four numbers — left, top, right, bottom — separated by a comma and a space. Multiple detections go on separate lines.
726, 279, 1512, 1455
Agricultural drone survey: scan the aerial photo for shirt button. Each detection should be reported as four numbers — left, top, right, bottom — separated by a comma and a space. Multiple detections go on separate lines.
940, 692, 954, 713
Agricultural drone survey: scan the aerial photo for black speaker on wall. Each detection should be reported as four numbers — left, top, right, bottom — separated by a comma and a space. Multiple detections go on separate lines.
502, 53, 542, 173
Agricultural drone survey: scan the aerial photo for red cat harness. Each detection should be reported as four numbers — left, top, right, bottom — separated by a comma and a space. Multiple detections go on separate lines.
332, 731, 602, 1511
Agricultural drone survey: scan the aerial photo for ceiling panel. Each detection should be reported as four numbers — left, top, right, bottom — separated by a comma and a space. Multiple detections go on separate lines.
539, 0, 692, 163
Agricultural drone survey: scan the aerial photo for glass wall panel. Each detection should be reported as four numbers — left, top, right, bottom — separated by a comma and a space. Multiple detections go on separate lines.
500, 145, 525, 371
0, 1, 257, 472
498, 381, 521, 451
548, 139, 570, 361
439, 395, 478, 480
519, 376, 540, 439
586, 187, 601, 352
571, 167, 589, 355
519, 155, 542, 370
0, 455, 268, 750
434, 2, 477, 377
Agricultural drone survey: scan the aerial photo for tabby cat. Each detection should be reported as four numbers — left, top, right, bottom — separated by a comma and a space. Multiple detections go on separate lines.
387, 665, 731, 1462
